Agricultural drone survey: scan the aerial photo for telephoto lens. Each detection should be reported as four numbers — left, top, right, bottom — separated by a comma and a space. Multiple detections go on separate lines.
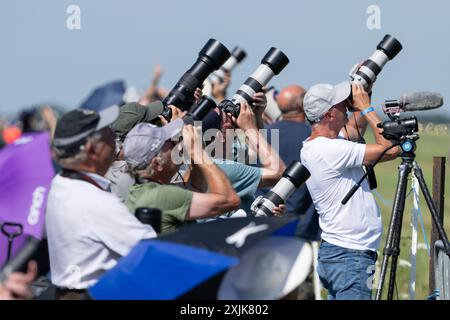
250, 161, 310, 217
162, 39, 231, 120
183, 95, 218, 125
350, 34, 402, 91
209, 47, 247, 84
218, 47, 289, 118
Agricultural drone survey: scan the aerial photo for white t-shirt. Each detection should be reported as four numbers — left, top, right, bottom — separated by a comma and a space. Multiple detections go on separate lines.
301, 136, 382, 251
45, 174, 156, 289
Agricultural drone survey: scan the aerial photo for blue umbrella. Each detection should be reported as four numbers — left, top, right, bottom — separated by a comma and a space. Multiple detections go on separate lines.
89, 216, 310, 300
80, 80, 126, 111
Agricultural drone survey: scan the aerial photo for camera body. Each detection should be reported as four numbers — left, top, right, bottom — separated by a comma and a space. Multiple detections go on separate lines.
218, 99, 240, 118
378, 116, 418, 142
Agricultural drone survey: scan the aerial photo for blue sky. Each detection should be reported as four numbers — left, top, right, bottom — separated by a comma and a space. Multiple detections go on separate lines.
1, 0, 449, 117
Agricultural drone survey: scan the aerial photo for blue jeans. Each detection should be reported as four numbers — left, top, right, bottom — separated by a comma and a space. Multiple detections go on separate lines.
317, 241, 377, 300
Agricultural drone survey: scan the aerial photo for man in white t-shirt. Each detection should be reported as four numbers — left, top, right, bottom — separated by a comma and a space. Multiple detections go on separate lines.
47, 105, 157, 299
301, 81, 400, 300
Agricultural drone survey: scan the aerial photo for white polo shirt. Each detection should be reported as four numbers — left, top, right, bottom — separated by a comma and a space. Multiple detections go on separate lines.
301, 136, 382, 251
45, 173, 156, 289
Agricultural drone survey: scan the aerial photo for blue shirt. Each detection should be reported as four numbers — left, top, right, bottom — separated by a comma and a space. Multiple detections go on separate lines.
259, 120, 321, 241
214, 159, 262, 216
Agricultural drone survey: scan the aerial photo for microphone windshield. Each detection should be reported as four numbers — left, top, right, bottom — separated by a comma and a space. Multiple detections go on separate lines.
401, 92, 443, 111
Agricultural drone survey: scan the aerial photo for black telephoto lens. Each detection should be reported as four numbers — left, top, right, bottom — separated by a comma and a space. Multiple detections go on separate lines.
191, 96, 217, 121
183, 95, 218, 125
162, 39, 230, 120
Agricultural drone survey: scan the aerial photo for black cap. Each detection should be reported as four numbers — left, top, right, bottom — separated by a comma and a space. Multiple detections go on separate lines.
53, 105, 119, 150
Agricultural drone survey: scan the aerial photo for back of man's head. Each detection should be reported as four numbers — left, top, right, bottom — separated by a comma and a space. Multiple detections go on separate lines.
277, 85, 306, 115
53, 105, 119, 174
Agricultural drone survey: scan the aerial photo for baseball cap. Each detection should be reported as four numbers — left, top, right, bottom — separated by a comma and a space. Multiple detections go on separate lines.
124, 118, 184, 169
111, 101, 164, 140
217, 237, 313, 300
53, 104, 119, 151
303, 81, 351, 123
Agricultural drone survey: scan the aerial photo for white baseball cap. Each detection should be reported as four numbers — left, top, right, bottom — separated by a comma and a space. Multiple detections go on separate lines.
217, 237, 313, 300
303, 81, 351, 123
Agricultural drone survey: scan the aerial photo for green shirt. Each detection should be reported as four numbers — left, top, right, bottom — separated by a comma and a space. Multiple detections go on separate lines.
125, 182, 193, 234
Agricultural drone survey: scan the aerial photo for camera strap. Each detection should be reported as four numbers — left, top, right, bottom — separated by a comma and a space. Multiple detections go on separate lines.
60, 169, 104, 191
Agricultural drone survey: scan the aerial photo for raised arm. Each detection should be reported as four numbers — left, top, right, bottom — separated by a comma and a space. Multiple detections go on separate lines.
234, 102, 286, 189
350, 83, 401, 165
182, 125, 241, 219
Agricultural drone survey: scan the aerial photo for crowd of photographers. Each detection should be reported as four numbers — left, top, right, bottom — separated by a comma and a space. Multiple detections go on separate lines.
0, 38, 404, 300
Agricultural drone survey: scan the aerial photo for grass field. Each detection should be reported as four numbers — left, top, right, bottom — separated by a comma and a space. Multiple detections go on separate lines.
364, 124, 450, 300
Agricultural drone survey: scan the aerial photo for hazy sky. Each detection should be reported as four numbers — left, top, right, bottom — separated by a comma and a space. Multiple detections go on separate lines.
1, 0, 449, 117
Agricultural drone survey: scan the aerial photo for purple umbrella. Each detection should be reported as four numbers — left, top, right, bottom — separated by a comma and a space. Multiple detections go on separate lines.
0, 133, 55, 266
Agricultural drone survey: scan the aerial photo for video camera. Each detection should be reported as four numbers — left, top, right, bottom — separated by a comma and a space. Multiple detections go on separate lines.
379, 91, 443, 142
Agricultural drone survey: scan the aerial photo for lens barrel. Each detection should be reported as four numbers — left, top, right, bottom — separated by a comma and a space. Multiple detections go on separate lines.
352, 34, 402, 91
232, 47, 247, 63
219, 47, 289, 117
283, 161, 311, 188
261, 47, 290, 75
191, 95, 217, 121
377, 34, 403, 60
162, 39, 230, 117
250, 161, 310, 217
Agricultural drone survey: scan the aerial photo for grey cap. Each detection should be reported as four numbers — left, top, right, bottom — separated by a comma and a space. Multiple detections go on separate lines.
111, 101, 164, 139
303, 81, 351, 123
123, 118, 184, 169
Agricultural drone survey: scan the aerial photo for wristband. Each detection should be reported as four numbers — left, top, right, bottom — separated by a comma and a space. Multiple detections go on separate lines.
360, 107, 375, 116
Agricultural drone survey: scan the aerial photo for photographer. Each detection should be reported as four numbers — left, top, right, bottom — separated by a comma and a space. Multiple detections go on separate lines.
124, 121, 241, 233
261, 84, 320, 241
199, 93, 286, 218
46, 106, 157, 299
301, 82, 400, 300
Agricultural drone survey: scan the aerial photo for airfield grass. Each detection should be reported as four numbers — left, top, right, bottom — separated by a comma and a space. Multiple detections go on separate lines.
360, 126, 450, 300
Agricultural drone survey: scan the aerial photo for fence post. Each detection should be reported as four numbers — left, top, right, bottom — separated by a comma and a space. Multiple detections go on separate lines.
429, 157, 446, 294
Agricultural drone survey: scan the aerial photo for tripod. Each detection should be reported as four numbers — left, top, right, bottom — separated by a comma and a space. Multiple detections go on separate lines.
375, 137, 450, 300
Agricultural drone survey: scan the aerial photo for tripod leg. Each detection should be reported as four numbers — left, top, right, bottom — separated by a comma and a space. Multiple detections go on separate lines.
387, 180, 409, 300
413, 162, 450, 256
376, 161, 411, 300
